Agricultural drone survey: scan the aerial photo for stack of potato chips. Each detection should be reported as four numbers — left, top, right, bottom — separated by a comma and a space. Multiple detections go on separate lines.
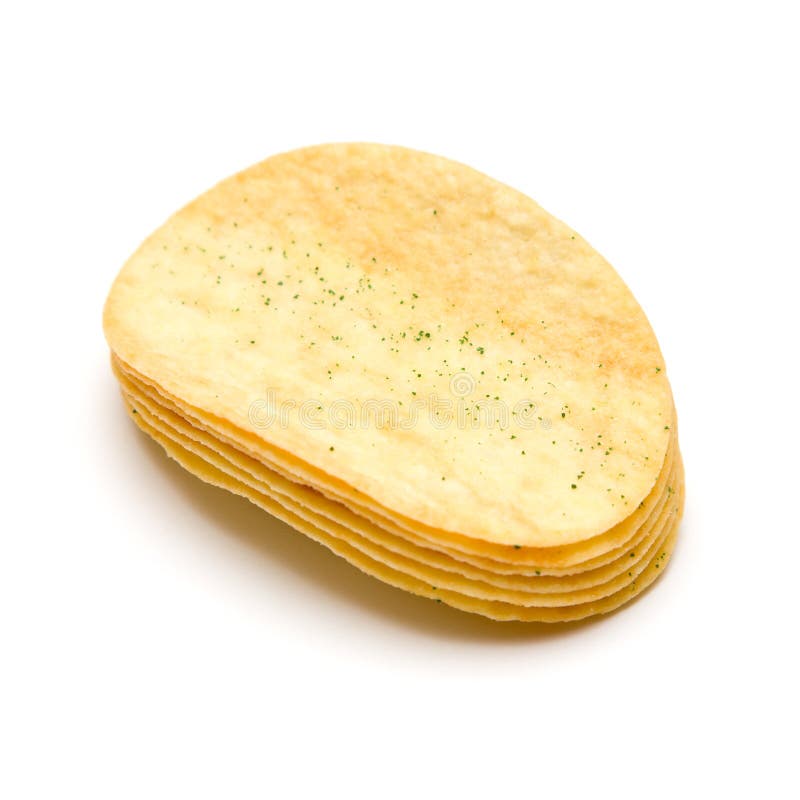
104, 143, 684, 621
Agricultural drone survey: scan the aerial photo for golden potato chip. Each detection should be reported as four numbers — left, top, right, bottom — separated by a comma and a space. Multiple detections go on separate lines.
105, 143, 674, 549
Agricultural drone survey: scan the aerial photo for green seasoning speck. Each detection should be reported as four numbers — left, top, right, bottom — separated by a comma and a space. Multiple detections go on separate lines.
329, 446, 334, 451
571, 484, 577, 489
513, 545, 521, 550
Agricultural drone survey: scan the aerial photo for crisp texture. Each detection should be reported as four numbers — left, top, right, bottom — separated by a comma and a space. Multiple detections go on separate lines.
104, 143, 673, 548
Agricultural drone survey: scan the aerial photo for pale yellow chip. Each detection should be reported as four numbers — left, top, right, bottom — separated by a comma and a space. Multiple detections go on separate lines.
105, 143, 675, 549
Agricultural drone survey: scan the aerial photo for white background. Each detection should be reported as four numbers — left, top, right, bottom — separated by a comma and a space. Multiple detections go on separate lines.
2, 2, 798, 797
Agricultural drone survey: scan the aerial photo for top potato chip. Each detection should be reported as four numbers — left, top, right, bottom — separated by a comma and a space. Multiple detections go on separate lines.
104, 143, 673, 548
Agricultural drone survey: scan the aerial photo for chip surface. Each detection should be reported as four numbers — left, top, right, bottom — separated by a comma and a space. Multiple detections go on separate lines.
104, 143, 674, 549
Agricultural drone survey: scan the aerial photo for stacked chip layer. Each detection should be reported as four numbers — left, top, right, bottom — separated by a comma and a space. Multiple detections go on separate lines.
104, 143, 684, 622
